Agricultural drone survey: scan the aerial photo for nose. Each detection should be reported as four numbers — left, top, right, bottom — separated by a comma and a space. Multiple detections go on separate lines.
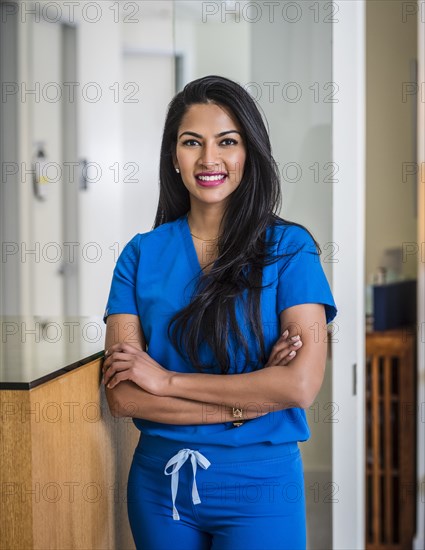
200, 142, 221, 170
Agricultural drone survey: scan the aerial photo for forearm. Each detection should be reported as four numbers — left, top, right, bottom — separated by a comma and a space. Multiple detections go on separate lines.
168, 365, 307, 411
105, 381, 266, 424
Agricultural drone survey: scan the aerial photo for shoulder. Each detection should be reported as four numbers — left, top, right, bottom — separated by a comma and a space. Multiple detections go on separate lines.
123, 217, 181, 253
268, 221, 317, 255
138, 217, 181, 243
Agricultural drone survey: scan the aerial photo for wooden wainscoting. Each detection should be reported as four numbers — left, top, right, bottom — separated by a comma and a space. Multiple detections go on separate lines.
0, 357, 140, 550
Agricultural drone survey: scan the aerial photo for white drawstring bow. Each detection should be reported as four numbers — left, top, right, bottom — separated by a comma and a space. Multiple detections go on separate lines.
164, 448, 211, 521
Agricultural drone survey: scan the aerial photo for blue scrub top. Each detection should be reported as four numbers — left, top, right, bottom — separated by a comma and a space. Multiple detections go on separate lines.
103, 213, 338, 447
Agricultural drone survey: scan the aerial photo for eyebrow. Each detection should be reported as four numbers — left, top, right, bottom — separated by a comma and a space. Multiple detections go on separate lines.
178, 130, 242, 139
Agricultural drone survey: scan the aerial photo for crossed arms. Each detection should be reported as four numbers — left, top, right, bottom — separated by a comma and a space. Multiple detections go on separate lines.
102, 304, 328, 425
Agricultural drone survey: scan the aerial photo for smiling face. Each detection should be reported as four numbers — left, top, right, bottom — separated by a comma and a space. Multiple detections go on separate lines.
174, 102, 246, 210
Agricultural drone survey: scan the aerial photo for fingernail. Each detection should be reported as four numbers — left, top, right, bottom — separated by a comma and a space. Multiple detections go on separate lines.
289, 350, 296, 356
281, 329, 289, 337
105, 349, 109, 356
291, 335, 300, 341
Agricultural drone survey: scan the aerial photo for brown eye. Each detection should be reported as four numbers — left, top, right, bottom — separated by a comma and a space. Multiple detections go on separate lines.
220, 138, 238, 146
182, 139, 200, 146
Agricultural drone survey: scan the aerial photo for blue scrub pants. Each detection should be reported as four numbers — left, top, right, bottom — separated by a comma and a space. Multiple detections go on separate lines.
127, 434, 306, 550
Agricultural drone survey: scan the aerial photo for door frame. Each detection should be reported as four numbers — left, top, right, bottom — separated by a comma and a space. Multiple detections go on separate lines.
332, 2, 366, 548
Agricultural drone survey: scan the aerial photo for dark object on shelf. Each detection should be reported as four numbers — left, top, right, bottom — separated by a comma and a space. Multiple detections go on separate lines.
373, 279, 416, 331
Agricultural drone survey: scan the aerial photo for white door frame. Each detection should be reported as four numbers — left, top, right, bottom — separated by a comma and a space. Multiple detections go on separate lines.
332, 2, 366, 548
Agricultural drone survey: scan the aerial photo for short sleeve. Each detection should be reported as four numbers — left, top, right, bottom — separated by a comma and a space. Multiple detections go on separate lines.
103, 234, 141, 324
276, 225, 338, 324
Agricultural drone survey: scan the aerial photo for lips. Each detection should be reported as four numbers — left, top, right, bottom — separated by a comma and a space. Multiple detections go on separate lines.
195, 172, 228, 187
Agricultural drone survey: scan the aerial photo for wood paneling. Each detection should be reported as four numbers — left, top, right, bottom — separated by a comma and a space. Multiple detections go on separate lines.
1, 358, 140, 549
1, 390, 34, 549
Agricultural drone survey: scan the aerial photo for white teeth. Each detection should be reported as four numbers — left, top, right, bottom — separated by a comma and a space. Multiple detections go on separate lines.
197, 174, 226, 182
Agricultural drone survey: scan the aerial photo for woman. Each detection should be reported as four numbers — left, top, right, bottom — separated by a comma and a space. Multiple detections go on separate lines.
102, 75, 337, 550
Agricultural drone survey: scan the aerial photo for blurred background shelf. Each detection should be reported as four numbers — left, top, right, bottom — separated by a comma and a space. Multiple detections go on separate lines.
365, 328, 417, 549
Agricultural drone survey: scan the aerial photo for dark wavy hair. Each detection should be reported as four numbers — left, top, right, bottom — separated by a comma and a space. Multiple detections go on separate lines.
152, 75, 321, 374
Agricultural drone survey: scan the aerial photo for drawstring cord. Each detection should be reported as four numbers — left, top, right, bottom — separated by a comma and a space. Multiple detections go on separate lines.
164, 448, 211, 521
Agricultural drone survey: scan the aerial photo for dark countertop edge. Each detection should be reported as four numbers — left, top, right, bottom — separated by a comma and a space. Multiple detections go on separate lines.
0, 350, 105, 390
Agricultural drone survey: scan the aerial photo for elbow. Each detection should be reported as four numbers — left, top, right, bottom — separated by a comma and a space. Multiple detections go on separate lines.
288, 359, 325, 409
109, 404, 124, 418
296, 379, 319, 410
105, 383, 141, 418
297, 393, 314, 411
105, 387, 125, 418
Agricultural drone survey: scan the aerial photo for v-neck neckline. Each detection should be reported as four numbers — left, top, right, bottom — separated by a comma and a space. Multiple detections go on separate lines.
180, 213, 218, 276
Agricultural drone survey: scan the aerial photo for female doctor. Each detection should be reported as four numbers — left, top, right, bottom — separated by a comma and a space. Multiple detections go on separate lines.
102, 75, 337, 550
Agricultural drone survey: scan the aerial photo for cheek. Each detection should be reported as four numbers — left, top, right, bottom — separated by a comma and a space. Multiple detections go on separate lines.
226, 149, 244, 162
176, 147, 195, 166
229, 152, 246, 180
179, 157, 197, 174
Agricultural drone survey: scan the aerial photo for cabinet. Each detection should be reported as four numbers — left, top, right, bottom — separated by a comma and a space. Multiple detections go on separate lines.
1, 353, 139, 549
365, 329, 416, 549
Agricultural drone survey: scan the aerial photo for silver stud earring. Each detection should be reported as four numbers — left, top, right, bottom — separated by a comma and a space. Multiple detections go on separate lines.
175, 168, 180, 174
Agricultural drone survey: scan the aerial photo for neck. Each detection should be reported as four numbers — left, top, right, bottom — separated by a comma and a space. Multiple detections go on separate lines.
187, 209, 223, 241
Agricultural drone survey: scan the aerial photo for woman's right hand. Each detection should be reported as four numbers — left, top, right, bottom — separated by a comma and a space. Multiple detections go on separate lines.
263, 329, 303, 368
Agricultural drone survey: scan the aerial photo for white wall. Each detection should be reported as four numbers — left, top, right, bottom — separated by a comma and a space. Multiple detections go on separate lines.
194, 20, 251, 83
250, 16, 333, 272
174, 5, 251, 85
120, 1, 175, 240
78, 0, 175, 317
76, 7, 124, 318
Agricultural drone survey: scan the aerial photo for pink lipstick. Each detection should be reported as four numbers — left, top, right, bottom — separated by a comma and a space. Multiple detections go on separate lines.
195, 172, 228, 187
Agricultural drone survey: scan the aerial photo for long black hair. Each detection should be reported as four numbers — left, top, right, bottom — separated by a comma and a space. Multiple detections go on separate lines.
152, 75, 321, 374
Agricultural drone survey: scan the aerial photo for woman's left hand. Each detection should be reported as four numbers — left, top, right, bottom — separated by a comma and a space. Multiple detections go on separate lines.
102, 342, 172, 396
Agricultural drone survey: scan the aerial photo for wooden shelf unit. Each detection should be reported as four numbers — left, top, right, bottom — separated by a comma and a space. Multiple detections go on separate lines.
365, 328, 417, 549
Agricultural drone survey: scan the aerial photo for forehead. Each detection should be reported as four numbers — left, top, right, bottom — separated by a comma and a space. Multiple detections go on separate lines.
178, 103, 241, 132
